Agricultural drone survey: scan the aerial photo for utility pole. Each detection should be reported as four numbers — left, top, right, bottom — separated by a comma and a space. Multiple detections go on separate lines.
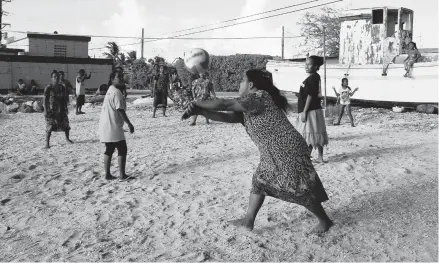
1, 0, 12, 43
323, 26, 327, 113
281, 26, 285, 59
141, 28, 144, 59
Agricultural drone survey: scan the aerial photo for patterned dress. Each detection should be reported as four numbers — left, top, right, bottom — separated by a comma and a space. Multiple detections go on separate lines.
192, 78, 214, 101
44, 84, 70, 132
236, 90, 329, 206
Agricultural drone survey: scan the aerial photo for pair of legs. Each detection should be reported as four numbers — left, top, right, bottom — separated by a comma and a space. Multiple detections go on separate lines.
404, 60, 415, 77
76, 95, 85, 115
152, 106, 167, 118
230, 193, 333, 233
335, 104, 355, 127
309, 145, 325, 163
152, 91, 167, 118
190, 115, 209, 126
103, 140, 131, 180
45, 129, 73, 148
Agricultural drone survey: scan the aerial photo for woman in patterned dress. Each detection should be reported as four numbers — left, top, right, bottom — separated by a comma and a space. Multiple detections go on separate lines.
182, 69, 333, 233
44, 70, 73, 148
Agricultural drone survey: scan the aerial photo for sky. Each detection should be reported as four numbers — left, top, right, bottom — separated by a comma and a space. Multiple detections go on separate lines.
2, 0, 438, 61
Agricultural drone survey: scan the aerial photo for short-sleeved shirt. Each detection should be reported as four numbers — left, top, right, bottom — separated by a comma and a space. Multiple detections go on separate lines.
297, 73, 322, 113
98, 85, 126, 143
338, 86, 352, 105
154, 74, 169, 92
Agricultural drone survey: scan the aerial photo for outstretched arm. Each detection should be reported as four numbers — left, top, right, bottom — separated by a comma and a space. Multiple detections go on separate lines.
199, 109, 243, 123
332, 86, 339, 97
195, 98, 246, 112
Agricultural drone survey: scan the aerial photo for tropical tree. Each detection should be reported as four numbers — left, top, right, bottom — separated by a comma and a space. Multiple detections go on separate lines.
296, 7, 341, 57
126, 51, 137, 65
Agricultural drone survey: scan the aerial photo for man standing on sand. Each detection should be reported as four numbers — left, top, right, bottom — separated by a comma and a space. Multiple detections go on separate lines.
75, 69, 91, 115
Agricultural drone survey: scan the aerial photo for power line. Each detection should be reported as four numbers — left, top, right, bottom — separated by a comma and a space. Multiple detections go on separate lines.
87, 36, 307, 51
150, 0, 321, 37
143, 0, 343, 44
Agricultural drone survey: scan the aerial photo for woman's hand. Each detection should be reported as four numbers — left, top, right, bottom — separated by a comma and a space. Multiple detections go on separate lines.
300, 111, 307, 123
354, 87, 359, 91
181, 101, 201, 120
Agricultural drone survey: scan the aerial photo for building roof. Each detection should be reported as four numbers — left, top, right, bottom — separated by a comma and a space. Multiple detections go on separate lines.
340, 6, 413, 19
0, 48, 25, 53
27, 33, 91, 42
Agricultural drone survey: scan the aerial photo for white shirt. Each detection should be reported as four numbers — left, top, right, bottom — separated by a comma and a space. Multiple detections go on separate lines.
98, 85, 126, 143
76, 76, 86, 95
338, 86, 351, 105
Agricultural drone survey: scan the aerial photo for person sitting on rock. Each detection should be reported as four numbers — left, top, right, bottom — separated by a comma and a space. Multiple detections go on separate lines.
16, 79, 27, 95
30, 80, 39, 95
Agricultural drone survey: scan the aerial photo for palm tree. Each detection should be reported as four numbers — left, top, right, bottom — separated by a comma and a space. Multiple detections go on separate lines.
126, 50, 137, 65
103, 42, 126, 69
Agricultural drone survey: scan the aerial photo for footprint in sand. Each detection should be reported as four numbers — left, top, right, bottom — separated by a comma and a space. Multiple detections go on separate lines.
97, 211, 110, 223
10, 173, 26, 182
82, 190, 94, 200
28, 164, 38, 170
61, 231, 83, 252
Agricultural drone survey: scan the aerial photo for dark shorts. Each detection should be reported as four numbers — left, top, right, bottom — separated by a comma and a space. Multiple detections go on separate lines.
153, 91, 167, 108
76, 95, 85, 106
104, 140, 128, 156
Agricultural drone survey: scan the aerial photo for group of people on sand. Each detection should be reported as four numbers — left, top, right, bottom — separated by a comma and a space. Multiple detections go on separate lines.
43, 68, 93, 148
42, 54, 371, 234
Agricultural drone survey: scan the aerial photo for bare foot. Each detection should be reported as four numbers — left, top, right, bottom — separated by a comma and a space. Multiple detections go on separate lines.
313, 158, 327, 164
152, 116, 156, 118
105, 175, 118, 180
66, 139, 73, 144
45, 144, 50, 149
351, 124, 356, 127
121, 175, 136, 181
228, 218, 254, 231
311, 220, 334, 234
190, 123, 196, 126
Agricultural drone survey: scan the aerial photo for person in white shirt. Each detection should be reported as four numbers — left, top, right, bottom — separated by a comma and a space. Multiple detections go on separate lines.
332, 78, 359, 127
98, 70, 135, 180
75, 69, 91, 115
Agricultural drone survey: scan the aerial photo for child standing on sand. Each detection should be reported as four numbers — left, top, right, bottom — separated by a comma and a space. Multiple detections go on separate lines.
98, 71, 135, 180
332, 78, 359, 127
295, 55, 328, 163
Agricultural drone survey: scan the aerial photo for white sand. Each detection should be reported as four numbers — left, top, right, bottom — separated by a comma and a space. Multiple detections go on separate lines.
0, 103, 437, 262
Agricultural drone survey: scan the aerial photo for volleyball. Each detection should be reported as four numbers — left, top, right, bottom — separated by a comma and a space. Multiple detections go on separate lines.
184, 48, 211, 75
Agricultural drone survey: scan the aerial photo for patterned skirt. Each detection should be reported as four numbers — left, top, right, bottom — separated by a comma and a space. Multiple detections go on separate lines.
295, 109, 328, 149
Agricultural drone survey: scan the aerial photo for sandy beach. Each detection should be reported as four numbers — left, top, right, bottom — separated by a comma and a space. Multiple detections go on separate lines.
0, 98, 437, 262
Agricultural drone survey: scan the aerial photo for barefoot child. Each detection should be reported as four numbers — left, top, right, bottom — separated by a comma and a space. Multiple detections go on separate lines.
190, 72, 217, 126
332, 78, 359, 127
404, 42, 421, 78
43, 70, 73, 148
152, 65, 169, 118
182, 69, 333, 234
98, 71, 135, 180
295, 55, 329, 163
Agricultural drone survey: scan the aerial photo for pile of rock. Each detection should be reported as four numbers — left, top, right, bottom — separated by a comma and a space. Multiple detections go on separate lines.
0, 97, 44, 114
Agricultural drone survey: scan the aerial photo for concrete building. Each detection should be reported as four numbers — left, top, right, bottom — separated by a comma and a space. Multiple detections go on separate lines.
0, 32, 112, 94
339, 7, 414, 65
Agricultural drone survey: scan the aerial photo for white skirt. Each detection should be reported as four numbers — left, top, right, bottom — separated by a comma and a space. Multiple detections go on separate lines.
295, 109, 329, 148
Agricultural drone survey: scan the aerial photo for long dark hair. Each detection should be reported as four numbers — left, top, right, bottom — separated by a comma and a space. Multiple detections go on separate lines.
309, 55, 324, 70
245, 69, 289, 112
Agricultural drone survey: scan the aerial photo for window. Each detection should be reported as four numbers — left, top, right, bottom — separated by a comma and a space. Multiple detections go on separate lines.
54, 44, 67, 57
372, 9, 384, 24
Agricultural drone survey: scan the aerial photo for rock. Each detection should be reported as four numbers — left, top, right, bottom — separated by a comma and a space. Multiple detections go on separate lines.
32, 101, 44, 113
6, 102, 19, 113
417, 104, 438, 114
392, 106, 405, 113
18, 104, 34, 113
0, 102, 6, 113
83, 103, 93, 108
24, 101, 34, 107
87, 95, 105, 104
